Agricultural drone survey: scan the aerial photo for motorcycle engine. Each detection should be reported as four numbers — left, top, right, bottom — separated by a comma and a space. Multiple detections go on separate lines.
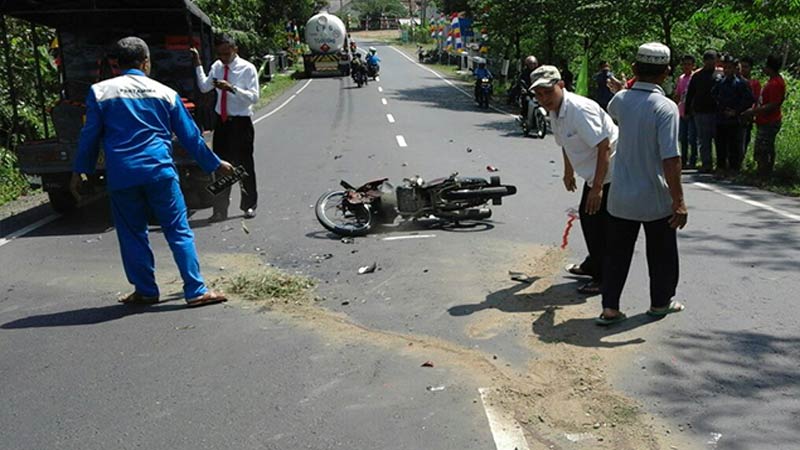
396, 186, 428, 213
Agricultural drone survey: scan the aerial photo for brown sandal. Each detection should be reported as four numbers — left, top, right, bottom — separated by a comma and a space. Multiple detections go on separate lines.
118, 292, 160, 305
186, 290, 228, 308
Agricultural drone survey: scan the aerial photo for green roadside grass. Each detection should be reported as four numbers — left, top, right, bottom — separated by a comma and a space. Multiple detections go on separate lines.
256, 64, 302, 110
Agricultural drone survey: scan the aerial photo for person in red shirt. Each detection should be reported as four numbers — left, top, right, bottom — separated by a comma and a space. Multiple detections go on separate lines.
742, 55, 785, 176
739, 56, 761, 158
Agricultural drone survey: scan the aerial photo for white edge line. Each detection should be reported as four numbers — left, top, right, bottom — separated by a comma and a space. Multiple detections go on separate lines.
254, 79, 312, 125
386, 114, 396, 123
0, 214, 60, 248
381, 98, 388, 105
478, 387, 530, 450
381, 234, 435, 241
693, 182, 800, 222
396, 135, 408, 147
389, 46, 517, 119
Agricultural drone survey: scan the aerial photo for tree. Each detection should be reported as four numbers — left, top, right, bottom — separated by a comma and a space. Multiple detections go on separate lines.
352, 0, 407, 20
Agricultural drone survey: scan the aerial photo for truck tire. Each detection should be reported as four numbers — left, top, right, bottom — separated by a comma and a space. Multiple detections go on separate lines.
47, 189, 78, 214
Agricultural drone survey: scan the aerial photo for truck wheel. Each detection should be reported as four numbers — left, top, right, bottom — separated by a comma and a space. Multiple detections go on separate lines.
47, 189, 78, 214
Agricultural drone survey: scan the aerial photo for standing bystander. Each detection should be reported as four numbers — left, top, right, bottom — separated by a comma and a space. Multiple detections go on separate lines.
739, 56, 761, 159
591, 61, 615, 111
674, 55, 698, 169
71, 37, 233, 307
191, 34, 260, 222
686, 50, 721, 173
742, 55, 785, 177
597, 42, 687, 325
531, 65, 617, 295
711, 54, 754, 175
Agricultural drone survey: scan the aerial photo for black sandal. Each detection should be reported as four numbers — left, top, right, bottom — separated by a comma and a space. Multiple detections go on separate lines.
118, 292, 159, 305
565, 263, 591, 277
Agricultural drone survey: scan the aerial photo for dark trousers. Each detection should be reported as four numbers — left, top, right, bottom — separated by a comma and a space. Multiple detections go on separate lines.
715, 123, 743, 171
602, 214, 679, 311
212, 114, 257, 215
578, 182, 610, 282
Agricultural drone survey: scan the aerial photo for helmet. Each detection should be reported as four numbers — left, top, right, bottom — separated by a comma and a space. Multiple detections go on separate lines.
473, 56, 486, 65
369, 47, 377, 53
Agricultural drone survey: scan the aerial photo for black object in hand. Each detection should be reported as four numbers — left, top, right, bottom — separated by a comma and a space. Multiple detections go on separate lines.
206, 165, 248, 195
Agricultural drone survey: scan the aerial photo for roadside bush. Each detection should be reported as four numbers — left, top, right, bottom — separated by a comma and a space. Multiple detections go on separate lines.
0, 148, 29, 205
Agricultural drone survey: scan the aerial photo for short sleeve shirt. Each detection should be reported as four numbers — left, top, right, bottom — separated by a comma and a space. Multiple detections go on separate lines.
755, 76, 785, 125
550, 91, 617, 187
675, 73, 692, 117
606, 82, 680, 222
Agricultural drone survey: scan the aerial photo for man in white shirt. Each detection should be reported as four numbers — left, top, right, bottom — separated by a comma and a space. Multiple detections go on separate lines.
531, 65, 617, 296
190, 34, 260, 222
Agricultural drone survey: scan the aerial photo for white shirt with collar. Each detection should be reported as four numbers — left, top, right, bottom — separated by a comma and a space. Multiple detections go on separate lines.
550, 91, 617, 187
195, 55, 259, 117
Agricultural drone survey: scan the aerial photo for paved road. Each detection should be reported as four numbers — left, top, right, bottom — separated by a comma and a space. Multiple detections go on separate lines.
2, 42, 799, 450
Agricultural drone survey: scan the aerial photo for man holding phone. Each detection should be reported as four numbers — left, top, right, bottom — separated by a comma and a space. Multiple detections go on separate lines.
191, 33, 260, 222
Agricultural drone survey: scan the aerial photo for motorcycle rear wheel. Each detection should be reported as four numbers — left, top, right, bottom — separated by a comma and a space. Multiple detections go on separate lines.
534, 109, 547, 138
315, 191, 373, 236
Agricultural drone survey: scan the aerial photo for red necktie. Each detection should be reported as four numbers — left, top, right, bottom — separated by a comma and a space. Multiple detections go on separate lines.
220, 64, 229, 123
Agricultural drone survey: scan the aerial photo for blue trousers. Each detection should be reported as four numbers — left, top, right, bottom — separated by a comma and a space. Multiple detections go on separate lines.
109, 177, 207, 300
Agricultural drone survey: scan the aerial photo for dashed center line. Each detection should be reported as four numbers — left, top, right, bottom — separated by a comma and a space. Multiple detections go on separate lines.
386, 114, 395, 123
381, 98, 388, 105
396, 135, 407, 147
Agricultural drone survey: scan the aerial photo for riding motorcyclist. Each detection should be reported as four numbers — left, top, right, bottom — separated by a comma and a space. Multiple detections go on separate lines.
519, 55, 539, 117
351, 52, 367, 84
473, 57, 493, 103
366, 47, 381, 76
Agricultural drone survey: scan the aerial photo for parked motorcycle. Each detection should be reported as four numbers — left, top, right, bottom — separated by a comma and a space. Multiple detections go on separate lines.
315, 173, 518, 236
519, 92, 548, 138
476, 78, 492, 109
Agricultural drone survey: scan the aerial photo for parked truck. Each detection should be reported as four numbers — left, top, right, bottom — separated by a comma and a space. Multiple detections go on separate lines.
302, 12, 347, 77
0, 0, 218, 213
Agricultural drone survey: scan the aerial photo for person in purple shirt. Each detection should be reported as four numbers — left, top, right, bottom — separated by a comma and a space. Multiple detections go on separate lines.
71, 37, 233, 308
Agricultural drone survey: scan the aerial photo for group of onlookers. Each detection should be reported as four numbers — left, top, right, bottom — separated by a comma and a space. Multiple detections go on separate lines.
594, 50, 785, 177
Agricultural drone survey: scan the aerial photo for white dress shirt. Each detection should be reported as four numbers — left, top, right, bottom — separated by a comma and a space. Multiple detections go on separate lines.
195, 55, 259, 117
550, 91, 617, 187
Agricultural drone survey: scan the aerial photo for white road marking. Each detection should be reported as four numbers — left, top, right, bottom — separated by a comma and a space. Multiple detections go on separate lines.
693, 182, 800, 222
0, 214, 60, 248
386, 114, 396, 123
381, 98, 388, 105
396, 135, 408, 147
381, 234, 435, 241
254, 79, 313, 124
389, 46, 517, 119
479, 388, 531, 450
378, 86, 383, 93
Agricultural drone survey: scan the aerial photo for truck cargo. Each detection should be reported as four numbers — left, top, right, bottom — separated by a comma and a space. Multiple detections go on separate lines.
302, 12, 347, 77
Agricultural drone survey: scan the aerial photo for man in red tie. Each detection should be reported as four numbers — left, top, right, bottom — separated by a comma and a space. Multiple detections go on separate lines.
191, 34, 260, 222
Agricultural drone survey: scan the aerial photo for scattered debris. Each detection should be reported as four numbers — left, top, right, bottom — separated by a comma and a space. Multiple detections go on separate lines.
565, 433, 596, 443
549, 160, 556, 164
175, 325, 195, 330
341, 300, 350, 306
466, 147, 473, 153
448, 139, 454, 143
241, 221, 250, 234
368, 154, 375, 159
340, 237, 354, 244
358, 262, 377, 275
707, 432, 723, 447
426, 385, 446, 392
84, 236, 102, 244
334, 154, 343, 160
312, 253, 334, 262
421, 360, 435, 368
486, 165, 499, 172
401, 162, 408, 167
509, 271, 535, 284
222, 225, 234, 232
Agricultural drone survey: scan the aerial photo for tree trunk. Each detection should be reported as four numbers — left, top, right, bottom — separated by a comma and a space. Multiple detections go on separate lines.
514, 31, 521, 61
661, 14, 672, 55
545, 18, 556, 64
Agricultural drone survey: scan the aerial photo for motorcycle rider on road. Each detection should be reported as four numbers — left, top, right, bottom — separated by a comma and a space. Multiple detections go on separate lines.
473, 57, 493, 103
518, 55, 540, 123
351, 52, 367, 84
366, 47, 381, 75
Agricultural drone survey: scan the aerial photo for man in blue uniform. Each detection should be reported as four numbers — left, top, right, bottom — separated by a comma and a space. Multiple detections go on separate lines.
71, 37, 233, 307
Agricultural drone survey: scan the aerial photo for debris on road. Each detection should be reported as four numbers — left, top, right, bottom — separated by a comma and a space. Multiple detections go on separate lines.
358, 262, 377, 275
466, 147, 473, 153
341, 237, 354, 244
175, 325, 195, 330
312, 253, 334, 262
341, 300, 350, 306
241, 221, 250, 234
401, 162, 408, 167
509, 271, 535, 284
421, 360, 435, 367
565, 433, 596, 443
84, 236, 102, 243
334, 154, 343, 160
486, 165, 499, 172
426, 385, 445, 392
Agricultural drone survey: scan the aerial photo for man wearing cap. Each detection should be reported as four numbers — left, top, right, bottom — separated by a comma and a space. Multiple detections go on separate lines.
685, 50, 721, 173
531, 65, 617, 295
597, 42, 688, 325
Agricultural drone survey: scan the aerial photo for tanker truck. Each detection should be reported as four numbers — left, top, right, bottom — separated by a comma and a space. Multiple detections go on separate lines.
303, 12, 347, 77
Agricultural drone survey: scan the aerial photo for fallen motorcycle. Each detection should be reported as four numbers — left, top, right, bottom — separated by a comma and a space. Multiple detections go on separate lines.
315, 173, 517, 236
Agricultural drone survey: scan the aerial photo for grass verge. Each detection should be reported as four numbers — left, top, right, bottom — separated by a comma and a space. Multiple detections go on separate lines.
219, 268, 316, 305
256, 66, 302, 110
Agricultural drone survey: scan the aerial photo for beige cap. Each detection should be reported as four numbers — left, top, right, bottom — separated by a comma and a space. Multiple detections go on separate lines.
636, 42, 670, 65
530, 65, 561, 89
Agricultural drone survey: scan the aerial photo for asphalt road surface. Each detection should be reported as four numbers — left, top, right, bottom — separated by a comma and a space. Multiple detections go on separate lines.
2, 42, 799, 450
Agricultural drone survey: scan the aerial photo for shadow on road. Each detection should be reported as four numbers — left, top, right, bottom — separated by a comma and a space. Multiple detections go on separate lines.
641, 330, 800, 450
531, 307, 651, 349
1, 301, 186, 329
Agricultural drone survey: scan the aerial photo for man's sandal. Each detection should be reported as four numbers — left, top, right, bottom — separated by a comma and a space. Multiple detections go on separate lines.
186, 291, 228, 308
594, 312, 627, 326
565, 263, 591, 277
118, 292, 159, 305
646, 301, 685, 317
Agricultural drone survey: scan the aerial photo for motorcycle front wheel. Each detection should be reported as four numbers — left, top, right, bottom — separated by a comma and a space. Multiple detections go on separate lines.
534, 109, 547, 138
315, 191, 373, 236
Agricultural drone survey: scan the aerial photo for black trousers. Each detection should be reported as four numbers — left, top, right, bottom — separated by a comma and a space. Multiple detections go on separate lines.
601, 214, 679, 311
715, 123, 743, 171
212, 114, 257, 214
578, 182, 610, 282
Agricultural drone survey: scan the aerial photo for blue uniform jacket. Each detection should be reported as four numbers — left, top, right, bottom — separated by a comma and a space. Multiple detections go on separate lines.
474, 67, 493, 80
366, 54, 381, 66
711, 75, 754, 125
74, 69, 221, 191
